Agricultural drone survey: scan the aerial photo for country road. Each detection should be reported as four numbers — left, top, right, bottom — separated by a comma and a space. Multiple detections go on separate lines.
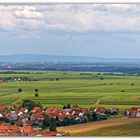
57, 117, 140, 134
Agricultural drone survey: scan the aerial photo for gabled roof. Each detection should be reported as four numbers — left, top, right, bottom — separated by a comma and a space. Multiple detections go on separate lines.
9, 125, 19, 130
81, 108, 89, 113
5, 112, 10, 118
0, 125, 9, 130
20, 126, 32, 133
33, 113, 44, 118
32, 107, 41, 112
20, 108, 28, 112
129, 107, 138, 112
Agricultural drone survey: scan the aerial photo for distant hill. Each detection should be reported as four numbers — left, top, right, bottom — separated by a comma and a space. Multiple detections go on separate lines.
0, 54, 140, 63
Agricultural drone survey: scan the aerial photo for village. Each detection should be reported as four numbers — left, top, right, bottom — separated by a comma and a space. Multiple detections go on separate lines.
0, 99, 138, 136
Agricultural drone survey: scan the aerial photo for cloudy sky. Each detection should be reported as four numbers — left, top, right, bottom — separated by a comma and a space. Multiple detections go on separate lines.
0, 4, 140, 58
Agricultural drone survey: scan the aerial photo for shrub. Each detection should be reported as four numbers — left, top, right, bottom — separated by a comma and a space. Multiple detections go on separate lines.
121, 90, 125, 92
100, 77, 104, 80
131, 83, 134, 86
35, 93, 39, 97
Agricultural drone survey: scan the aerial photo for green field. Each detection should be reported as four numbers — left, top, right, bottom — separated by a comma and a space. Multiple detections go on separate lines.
0, 70, 139, 110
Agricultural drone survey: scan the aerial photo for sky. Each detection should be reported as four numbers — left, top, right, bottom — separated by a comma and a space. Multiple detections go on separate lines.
1, 4, 140, 58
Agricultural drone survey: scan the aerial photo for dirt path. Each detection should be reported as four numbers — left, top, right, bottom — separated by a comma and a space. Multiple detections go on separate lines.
57, 117, 140, 134
94, 98, 101, 106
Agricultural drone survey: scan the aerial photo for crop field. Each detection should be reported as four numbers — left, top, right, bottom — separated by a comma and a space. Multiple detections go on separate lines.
73, 122, 140, 136
58, 117, 140, 136
0, 70, 139, 110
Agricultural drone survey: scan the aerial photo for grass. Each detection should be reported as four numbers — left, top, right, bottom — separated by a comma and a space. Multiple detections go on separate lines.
73, 122, 140, 136
0, 70, 139, 110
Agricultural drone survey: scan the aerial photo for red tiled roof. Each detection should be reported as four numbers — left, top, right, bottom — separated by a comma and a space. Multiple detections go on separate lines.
45, 108, 53, 115
20, 126, 32, 133
81, 108, 89, 113
20, 108, 27, 112
33, 113, 44, 118
129, 107, 138, 112
96, 106, 105, 112
0, 126, 9, 130
32, 107, 41, 112
5, 112, 10, 118
9, 125, 19, 130
8, 133, 20, 136
27, 120, 35, 125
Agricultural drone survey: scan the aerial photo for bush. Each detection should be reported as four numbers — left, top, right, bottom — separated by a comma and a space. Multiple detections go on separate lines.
131, 83, 134, 86
22, 99, 43, 110
121, 90, 125, 92
18, 88, 22, 93
35, 93, 39, 97
100, 77, 104, 80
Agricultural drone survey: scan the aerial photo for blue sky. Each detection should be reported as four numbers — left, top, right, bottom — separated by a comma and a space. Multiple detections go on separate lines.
0, 4, 140, 58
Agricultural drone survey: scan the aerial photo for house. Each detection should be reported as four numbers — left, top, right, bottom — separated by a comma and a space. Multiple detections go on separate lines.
0, 79, 4, 83
8, 112, 18, 120
125, 107, 140, 118
20, 126, 32, 134
26, 120, 35, 126
81, 108, 89, 114
31, 107, 42, 113
30, 112, 44, 125
94, 106, 105, 113
45, 108, 62, 117
0, 113, 3, 118
20, 108, 28, 114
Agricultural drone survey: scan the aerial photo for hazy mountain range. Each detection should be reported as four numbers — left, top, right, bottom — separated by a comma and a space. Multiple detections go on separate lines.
0, 54, 140, 63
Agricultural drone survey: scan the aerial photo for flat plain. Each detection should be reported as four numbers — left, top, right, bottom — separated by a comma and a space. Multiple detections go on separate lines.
0, 70, 139, 110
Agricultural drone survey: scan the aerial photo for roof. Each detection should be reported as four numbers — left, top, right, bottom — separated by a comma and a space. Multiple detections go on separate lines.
20, 126, 32, 133
5, 112, 10, 118
96, 106, 105, 112
33, 113, 44, 118
32, 107, 41, 112
8, 133, 20, 136
9, 125, 19, 130
129, 107, 138, 112
81, 108, 89, 113
20, 108, 28, 112
0, 126, 8, 130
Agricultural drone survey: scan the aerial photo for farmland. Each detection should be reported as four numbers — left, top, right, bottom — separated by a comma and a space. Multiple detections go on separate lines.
57, 117, 140, 136
0, 70, 139, 110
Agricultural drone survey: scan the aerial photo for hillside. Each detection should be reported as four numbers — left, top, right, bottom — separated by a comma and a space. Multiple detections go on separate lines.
0, 54, 140, 63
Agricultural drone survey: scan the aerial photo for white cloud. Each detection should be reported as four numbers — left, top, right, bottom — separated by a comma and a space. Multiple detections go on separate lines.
0, 4, 140, 37
15, 6, 43, 19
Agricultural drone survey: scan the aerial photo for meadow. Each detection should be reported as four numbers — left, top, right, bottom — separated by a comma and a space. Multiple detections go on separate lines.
0, 70, 139, 111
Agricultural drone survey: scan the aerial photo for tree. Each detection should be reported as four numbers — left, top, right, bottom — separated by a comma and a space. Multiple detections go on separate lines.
36, 102, 43, 109
100, 77, 104, 80
63, 105, 67, 109
92, 112, 98, 121
67, 104, 71, 109
56, 78, 59, 81
49, 118, 57, 131
63, 104, 71, 109
131, 83, 134, 86
18, 88, 22, 93
35, 93, 39, 97
22, 99, 36, 110
121, 90, 125, 92
35, 89, 39, 92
